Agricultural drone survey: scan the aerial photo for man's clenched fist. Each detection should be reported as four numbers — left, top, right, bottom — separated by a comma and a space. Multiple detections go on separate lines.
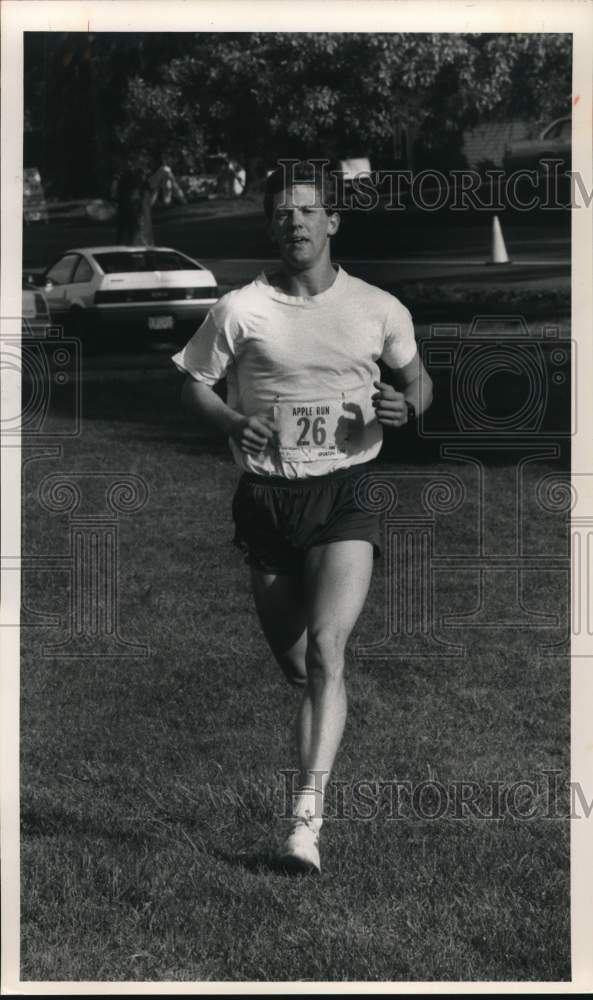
371, 381, 410, 428
231, 414, 277, 455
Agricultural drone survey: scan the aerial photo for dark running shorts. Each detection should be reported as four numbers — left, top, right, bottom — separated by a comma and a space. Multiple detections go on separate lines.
232, 463, 381, 575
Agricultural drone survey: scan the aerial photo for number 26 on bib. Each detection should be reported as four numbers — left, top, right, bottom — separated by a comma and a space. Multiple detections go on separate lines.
273, 396, 357, 463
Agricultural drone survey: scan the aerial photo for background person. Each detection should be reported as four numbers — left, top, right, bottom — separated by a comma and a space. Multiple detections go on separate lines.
113, 155, 186, 245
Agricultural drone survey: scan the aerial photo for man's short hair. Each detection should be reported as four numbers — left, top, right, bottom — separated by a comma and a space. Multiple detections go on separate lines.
264, 159, 339, 218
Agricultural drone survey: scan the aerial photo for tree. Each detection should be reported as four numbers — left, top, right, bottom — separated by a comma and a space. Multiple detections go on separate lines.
119, 32, 571, 175
116, 75, 205, 176
24, 32, 201, 195
24, 32, 572, 196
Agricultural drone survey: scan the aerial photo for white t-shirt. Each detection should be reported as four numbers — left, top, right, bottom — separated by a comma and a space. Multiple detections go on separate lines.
172, 266, 417, 478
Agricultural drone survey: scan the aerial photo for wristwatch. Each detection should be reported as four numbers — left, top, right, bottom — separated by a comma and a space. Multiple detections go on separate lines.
405, 401, 416, 423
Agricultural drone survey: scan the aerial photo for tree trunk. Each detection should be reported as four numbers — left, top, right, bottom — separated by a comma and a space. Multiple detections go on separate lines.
116, 171, 155, 245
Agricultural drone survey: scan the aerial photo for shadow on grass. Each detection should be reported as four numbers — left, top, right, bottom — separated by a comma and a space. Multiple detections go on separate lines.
21, 804, 163, 846
22, 801, 309, 877
209, 844, 319, 878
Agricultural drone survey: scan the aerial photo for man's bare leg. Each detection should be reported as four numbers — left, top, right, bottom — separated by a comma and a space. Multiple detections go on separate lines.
250, 542, 373, 870
250, 542, 373, 793
249, 569, 312, 783
301, 540, 374, 802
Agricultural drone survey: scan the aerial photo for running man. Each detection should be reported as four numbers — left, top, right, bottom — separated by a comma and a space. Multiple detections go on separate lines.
172, 161, 433, 873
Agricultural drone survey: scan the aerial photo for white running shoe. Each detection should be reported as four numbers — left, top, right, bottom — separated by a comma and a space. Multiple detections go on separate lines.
278, 816, 321, 874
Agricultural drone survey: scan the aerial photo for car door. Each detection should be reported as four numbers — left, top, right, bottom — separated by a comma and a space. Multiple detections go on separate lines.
43, 254, 80, 319
68, 254, 97, 308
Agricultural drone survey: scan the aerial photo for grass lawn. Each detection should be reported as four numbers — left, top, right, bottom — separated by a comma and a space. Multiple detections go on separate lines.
20, 322, 570, 982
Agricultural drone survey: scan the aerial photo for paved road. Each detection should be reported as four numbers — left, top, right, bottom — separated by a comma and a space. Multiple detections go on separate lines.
23, 201, 570, 280
200, 255, 569, 294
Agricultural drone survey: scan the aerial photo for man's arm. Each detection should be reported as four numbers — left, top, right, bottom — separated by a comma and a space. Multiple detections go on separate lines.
372, 351, 433, 428
181, 376, 276, 455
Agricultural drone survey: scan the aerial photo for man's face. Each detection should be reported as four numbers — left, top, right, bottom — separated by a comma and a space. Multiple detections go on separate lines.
268, 183, 340, 270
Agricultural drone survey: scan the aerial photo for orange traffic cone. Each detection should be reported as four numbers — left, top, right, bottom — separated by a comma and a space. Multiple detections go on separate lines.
487, 214, 511, 264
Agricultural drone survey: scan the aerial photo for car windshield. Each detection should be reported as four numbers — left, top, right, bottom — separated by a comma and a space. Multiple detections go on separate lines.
93, 250, 201, 273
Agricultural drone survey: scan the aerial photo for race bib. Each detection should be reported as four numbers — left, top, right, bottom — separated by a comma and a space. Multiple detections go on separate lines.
273, 396, 365, 463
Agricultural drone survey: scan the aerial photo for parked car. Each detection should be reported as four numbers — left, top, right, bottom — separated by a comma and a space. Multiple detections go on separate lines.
339, 157, 372, 181
179, 155, 227, 201
22, 277, 51, 333
23, 167, 48, 224
36, 246, 219, 342
85, 199, 117, 223
503, 116, 571, 172
180, 153, 246, 202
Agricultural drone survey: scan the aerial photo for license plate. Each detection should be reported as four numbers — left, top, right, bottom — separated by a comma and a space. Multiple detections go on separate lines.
148, 315, 174, 331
